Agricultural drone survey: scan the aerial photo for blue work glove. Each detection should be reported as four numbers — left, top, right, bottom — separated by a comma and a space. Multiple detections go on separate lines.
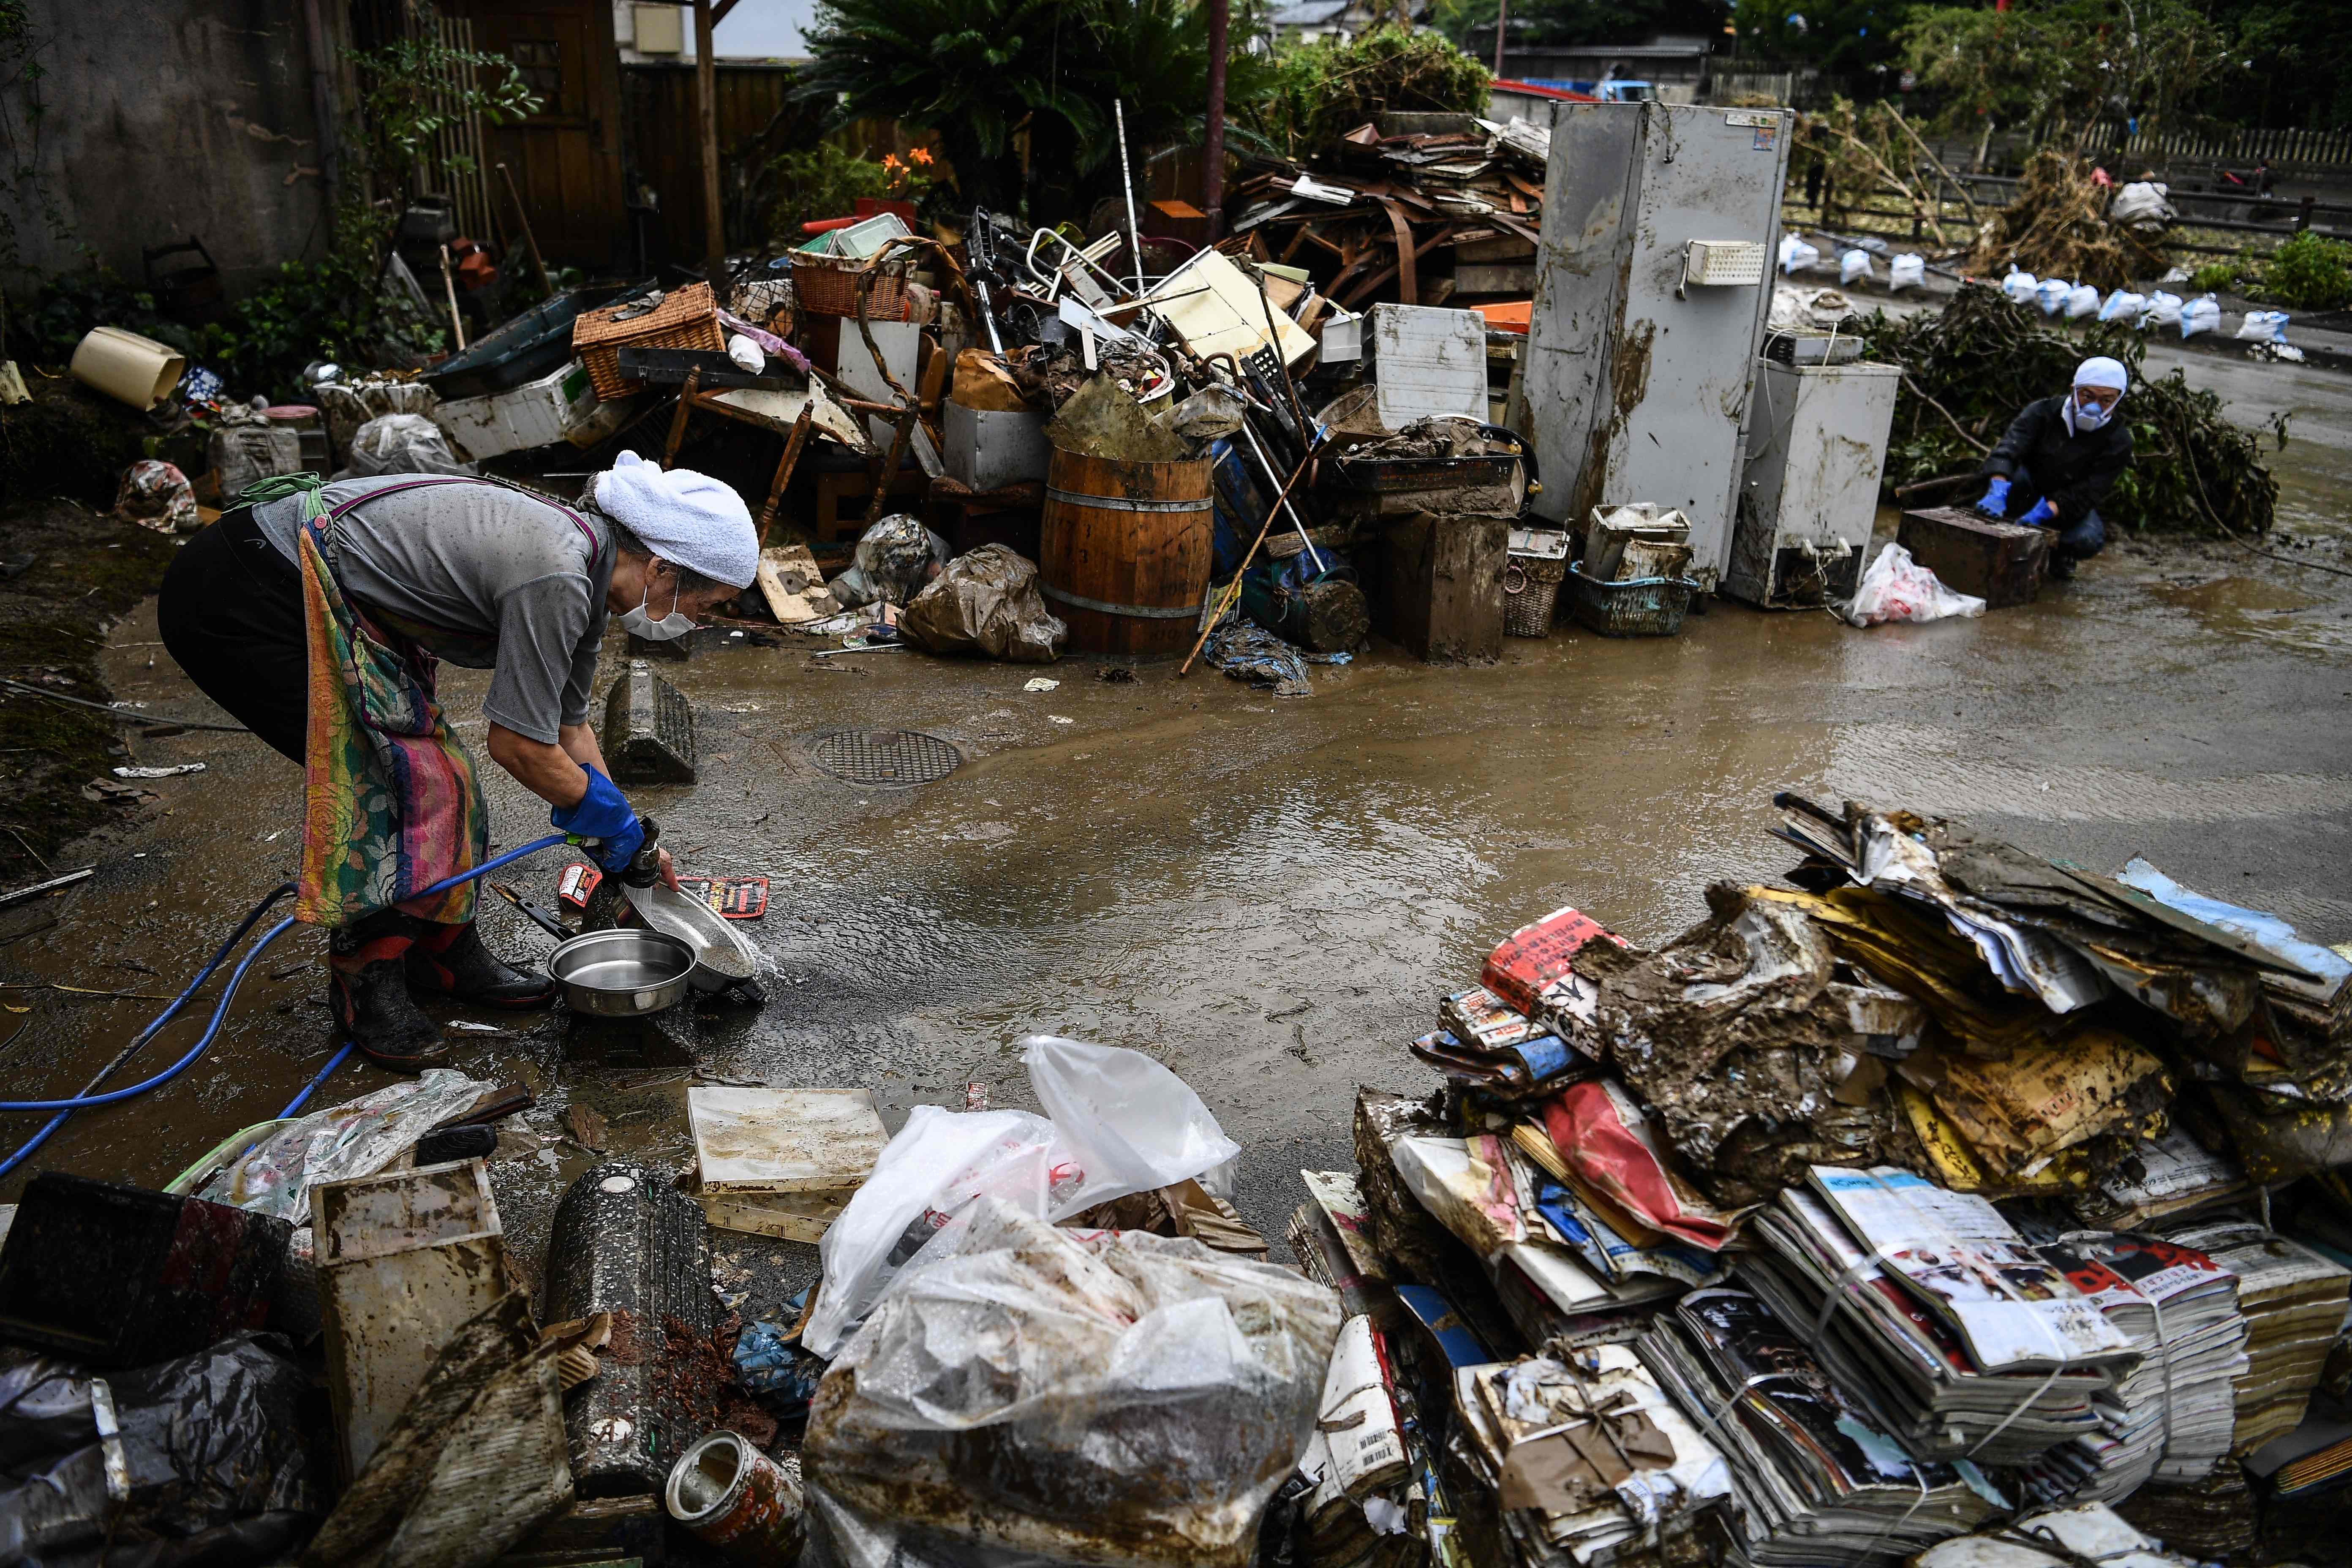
2019, 497, 2057, 529
1977, 476, 2012, 516
551, 766, 645, 872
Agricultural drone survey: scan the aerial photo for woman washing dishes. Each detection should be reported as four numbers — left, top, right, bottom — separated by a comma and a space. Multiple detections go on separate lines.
157, 452, 756, 1067
1974, 355, 2134, 579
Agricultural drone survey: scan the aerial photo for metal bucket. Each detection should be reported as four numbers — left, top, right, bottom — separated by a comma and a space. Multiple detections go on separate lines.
547, 928, 694, 1015
664, 1430, 804, 1565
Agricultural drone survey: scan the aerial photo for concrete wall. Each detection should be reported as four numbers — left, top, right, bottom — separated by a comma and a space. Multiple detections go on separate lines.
2, 0, 332, 291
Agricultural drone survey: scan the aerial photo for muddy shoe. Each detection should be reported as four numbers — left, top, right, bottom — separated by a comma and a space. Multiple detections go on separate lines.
332, 960, 446, 1070
2048, 553, 2078, 581
407, 921, 556, 1008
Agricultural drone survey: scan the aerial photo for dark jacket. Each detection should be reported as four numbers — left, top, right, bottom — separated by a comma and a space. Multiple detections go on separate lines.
1979, 395, 2133, 528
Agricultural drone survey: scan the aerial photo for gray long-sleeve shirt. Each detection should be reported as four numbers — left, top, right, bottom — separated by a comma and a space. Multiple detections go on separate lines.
253, 476, 613, 743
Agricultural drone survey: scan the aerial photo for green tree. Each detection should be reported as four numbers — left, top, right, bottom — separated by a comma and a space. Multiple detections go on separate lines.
1896, 0, 2231, 149
1729, 0, 1911, 76
1253, 25, 1489, 159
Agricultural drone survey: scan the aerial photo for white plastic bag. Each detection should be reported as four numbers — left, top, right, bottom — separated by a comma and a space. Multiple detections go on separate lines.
2140, 291, 2184, 330
2001, 269, 2039, 305
2034, 277, 2072, 316
2235, 310, 2290, 344
1843, 542, 1987, 628
725, 332, 766, 375
801, 1199, 1342, 1568
196, 1068, 495, 1221
2180, 294, 2222, 339
1838, 249, 1872, 285
802, 1105, 1075, 1358
2099, 289, 2146, 324
2111, 181, 2174, 228
1888, 253, 1925, 291
2063, 283, 2102, 319
1777, 233, 1821, 274
1022, 1035, 1244, 1211
335, 412, 476, 479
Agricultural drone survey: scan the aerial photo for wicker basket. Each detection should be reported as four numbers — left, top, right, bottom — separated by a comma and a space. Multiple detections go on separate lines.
789, 253, 910, 320
1503, 554, 1566, 637
572, 281, 725, 400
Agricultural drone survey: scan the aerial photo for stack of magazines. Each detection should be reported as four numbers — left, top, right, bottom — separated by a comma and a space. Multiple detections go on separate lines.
2020, 1231, 2248, 1500
1639, 1287, 2007, 1566
1740, 1166, 2135, 1465
2156, 1217, 2351, 1454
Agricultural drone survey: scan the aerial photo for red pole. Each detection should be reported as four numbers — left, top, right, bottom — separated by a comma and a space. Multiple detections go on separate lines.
1203, 0, 1228, 240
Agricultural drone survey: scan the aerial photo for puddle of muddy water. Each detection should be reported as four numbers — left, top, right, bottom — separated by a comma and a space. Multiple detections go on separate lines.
2150, 575, 2352, 659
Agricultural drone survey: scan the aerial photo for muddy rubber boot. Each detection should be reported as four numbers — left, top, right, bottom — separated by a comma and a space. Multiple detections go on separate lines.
329, 914, 444, 1070
407, 920, 556, 1008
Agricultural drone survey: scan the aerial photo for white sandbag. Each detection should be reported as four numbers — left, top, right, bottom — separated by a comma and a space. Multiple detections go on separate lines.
1839, 249, 1872, 285
2179, 294, 2222, 340
1888, 253, 1926, 291
2235, 310, 2290, 344
2111, 181, 2175, 227
2034, 277, 2073, 316
2001, 269, 2039, 305
2099, 289, 2146, 324
2064, 283, 2102, 319
1777, 233, 1821, 274
335, 412, 476, 480
1843, 542, 1987, 628
2140, 291, 2184, 330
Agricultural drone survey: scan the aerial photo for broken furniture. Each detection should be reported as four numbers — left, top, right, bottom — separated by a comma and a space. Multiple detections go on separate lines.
1727, 358, 1901, 609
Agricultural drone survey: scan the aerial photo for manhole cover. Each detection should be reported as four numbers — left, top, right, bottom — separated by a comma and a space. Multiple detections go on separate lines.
804, 728, 962, 787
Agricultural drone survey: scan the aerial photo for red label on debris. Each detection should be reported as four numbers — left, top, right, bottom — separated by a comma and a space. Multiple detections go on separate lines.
1481, 905, 1623, 1016
558, 862, 602, 910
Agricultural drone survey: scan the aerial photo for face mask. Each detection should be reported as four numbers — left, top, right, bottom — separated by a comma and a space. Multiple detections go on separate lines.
2072, 390, 2116, 432
619, 570, 697, 641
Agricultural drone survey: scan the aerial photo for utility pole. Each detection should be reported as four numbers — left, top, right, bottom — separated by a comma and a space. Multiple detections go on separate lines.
694, 0, 727, 303
1203, 0, 1228, 240
1492, 0, 1508, 78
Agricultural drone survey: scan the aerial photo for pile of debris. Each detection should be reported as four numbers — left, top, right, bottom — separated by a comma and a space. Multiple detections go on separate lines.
1968, 151, 2170, 294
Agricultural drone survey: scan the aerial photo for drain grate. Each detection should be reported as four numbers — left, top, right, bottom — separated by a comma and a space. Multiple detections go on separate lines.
804, 727, 962, 787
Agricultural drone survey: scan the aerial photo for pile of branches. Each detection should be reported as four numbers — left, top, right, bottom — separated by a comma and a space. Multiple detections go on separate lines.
1861, 284, 2284, 537
1968, 150, 2167, 292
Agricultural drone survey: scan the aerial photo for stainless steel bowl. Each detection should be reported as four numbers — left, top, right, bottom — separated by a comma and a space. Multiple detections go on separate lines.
547, 928, 696, 1016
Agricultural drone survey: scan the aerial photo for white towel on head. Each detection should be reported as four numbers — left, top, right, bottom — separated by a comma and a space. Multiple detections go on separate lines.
592, 450, 757, 588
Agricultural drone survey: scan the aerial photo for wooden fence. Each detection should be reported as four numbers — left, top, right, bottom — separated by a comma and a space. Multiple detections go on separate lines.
2092, 122, 2352, 175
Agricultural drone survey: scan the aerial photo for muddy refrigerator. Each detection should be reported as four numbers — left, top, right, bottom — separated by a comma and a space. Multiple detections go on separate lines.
1518, 103, 1792, 589
1725, 355, 1902, 607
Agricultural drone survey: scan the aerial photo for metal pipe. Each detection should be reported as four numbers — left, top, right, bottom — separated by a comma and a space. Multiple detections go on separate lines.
1115, 98, 1144, 296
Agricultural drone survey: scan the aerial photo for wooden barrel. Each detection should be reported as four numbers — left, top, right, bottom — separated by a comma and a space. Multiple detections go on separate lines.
1038, 447, 1214, 657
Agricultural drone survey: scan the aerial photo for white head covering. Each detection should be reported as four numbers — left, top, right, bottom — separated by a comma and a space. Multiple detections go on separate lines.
2073, 356, 2129, 394
592, 450, 757, 588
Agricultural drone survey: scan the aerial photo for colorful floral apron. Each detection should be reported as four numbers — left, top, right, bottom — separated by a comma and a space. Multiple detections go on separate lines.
240, 475, 600, 928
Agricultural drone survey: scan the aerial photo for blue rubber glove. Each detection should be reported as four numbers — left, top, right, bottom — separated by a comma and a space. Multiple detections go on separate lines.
551, 766, 645, 872
1977, 476, 2012, 516
2019, 497, 2057, 529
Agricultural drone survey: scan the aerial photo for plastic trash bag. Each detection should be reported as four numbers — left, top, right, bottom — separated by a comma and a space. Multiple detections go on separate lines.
335, 412, 476, 480
898, 544, 1067, 663
726, 332, 766, 375
1157, 383, 1249, 451
2180, 293, 2222, 339
2000, 269, 2039, 305
0, 1332, 321, 1568
1842, 542, 1987, 628
2034, 277, 2072, 316
2099, 289, 2146, 324
1776, 234, 1820, 274
1888, 253, 1926, 291
801, 1198, 1343, 1568
114, 459, 199, 535
2235, 310, 2290, 343
1022, 1034, 1243, 1212
2110, 180, 2175, 228
1838, 249, 1872, 285
209, 419, 302, 502
826, 514, 949, 610
2063, 283, 2102, 319
801, 1106, 1075, 1359
2140, 291, 2185, 330
197, 1068, 494, 1222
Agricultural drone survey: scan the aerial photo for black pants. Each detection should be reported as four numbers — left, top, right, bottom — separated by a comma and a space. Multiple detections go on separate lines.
158, 505, 308, 763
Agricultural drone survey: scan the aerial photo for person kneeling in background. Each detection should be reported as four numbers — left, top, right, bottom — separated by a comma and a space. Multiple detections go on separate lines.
1974, 355, 2134, 579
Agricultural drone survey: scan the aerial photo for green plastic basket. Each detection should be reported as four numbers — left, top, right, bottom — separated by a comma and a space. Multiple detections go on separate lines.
1564, 561, 1701, 637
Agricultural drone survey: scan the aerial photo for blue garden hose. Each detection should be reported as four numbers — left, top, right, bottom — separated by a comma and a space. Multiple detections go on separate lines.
0, 833, 574, 1177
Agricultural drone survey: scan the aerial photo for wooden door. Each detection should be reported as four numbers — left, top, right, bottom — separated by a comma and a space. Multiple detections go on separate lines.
451, 0, 626, 269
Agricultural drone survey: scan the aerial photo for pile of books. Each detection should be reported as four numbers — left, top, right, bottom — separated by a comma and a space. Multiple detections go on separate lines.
1639, 1288, 2007, 1567
1740, 1166, 2132, 1464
